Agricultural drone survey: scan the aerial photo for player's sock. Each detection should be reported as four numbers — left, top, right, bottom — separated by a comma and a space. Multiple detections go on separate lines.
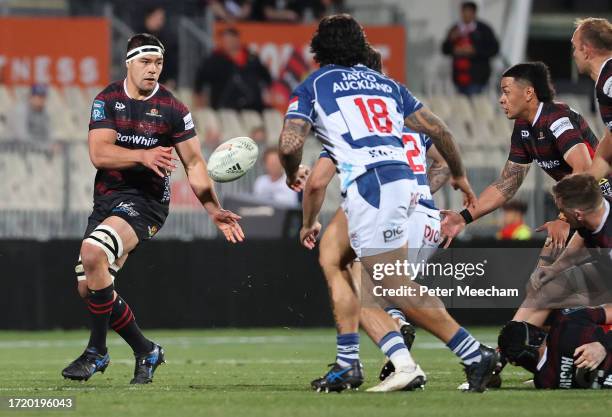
336, 333, 360, 367
110, 295, 153, 355
378, 331, 416, 370
86, 284, 115, 354
446, 327, 482, 365
385, 307, 410, 327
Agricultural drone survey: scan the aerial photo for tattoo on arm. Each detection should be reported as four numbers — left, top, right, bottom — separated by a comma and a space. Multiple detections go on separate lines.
279, 118, 311, 176
427, 160, 451, 194
491, 160, 530, 200
405, 108, 464, 177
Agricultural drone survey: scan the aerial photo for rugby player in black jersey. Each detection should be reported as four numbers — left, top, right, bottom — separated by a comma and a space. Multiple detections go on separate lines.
498, 305, 611, 389
442, 62, 610, 326
61, 34, 244, 384
572, 18, 612, 182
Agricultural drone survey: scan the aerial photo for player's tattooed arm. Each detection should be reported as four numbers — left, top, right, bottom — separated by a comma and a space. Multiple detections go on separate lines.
405, 107, 464, 178
490, 160, 530, 200
279, 118, 311, 179
425, 144, 451, 194
427, 160, 451, 194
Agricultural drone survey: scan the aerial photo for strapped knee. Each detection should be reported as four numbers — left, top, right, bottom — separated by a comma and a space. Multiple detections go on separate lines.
84, 225, 124, 266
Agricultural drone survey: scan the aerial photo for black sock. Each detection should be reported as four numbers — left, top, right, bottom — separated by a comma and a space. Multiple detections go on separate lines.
86, 284, 114, 355
110, 295, 153, 355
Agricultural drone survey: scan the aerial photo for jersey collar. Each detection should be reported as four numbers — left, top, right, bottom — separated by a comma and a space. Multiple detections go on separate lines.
531, 102, 544, 126
596, 56, 612, 86
123, 78, 159, 101
593, 198, 610, 234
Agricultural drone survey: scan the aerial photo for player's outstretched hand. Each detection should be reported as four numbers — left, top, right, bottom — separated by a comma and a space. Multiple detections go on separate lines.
300, 222, 322, 250
141, 146, 179, 178
574, 342, 606, 370
211, 209, 244, 243
528, 266, 557, 291
286, 165, 311, 192
450, 176, 476, 209
439, 210, 466, 248
536, 219, 570, 250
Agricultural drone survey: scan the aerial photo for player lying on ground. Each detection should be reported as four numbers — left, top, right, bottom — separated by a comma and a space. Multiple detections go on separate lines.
572, 18, 612, 181
442, 62, 611, 330
280, 14, 498, 393
62, 33, 244, 384
302, 125, 451, 392
498, 305, 612, 389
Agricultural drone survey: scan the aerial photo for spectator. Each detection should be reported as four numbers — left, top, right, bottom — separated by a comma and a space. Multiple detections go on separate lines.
497, 200, 532, 240
253, 147, 298, 207
209, 0, 253, 22
8, 84, 50, 142
250, 125, 267, 146
194, 28, 271, 111
135, 6, 178, 89
250, 0, 303, 22
441, 1, 499, 96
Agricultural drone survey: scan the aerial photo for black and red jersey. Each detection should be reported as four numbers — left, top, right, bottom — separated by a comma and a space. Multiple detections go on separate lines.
508, 101, 599, 182
577, 196, 612, 249
535, 307, 612, 389
595, 58, 612, 132
88, 80, 196, 204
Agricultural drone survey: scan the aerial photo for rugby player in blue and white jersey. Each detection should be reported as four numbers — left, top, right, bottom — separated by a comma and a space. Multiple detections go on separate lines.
279, 15, 499, 393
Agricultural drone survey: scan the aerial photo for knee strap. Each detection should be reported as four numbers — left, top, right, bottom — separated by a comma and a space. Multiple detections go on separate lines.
84, 225, 124, 265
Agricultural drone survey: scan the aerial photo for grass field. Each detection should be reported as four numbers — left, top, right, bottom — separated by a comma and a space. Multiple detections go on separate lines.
0, 328, 610, 417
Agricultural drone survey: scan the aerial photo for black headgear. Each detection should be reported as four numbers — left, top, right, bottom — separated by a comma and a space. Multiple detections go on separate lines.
498, 321, 547, 373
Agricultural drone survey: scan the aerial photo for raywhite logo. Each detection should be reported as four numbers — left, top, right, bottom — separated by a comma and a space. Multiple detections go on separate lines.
115, 102, 126, 111
550, 117, 573, 139
183, 112, 194, 130
116, 133, 159, 147
521, 130, 529, 138
536, 159, 560, 169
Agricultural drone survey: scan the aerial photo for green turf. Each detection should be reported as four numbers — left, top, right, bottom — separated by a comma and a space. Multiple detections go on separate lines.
0, 328, 609, 417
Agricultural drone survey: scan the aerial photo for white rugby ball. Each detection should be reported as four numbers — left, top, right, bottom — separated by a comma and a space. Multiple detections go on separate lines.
207, 136, 259, 183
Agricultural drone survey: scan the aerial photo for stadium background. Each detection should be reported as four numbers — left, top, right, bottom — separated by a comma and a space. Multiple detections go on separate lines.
0, 0, 608, 330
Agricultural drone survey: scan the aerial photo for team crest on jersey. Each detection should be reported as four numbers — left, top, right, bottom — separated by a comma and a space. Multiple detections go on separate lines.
148, 225, 159, 237
115, 102, 126, 111
146, 108, 163, 118
91, 100, 105, 121
603, 76, 612, 98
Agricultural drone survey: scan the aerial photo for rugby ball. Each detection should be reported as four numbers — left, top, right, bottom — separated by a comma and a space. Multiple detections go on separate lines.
207, 136, 259, 183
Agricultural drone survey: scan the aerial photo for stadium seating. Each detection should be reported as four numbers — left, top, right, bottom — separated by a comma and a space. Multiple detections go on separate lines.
0, 84, 604, 238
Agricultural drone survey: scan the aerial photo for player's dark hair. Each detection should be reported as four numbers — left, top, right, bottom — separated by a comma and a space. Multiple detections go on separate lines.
498, 321, 547, 374
502, 200, 528, 214
575, 17, 612, 52
126, 33, 165, 54
553, 173, 603, 211
502, 62, 556, 102
310, 14, 368, 68
364, 46, 382, 72
461, 1, 478, 12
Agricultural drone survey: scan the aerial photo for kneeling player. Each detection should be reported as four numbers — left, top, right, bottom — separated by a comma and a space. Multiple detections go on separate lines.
62, 34, 244, 384
498, 305, 611, 389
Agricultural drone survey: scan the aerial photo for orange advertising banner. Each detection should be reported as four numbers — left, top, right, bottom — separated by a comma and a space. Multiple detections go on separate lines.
214, 22, 406, 112
0, 18, 110, 86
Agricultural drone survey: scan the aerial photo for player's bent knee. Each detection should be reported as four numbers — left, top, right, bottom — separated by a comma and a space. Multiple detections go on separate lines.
82, 225, 124, 269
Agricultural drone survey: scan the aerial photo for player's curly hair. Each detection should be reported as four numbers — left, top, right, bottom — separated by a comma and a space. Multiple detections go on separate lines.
502, 62, 556, 103
364, 46, 382, 72
310, 14, 368, 68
